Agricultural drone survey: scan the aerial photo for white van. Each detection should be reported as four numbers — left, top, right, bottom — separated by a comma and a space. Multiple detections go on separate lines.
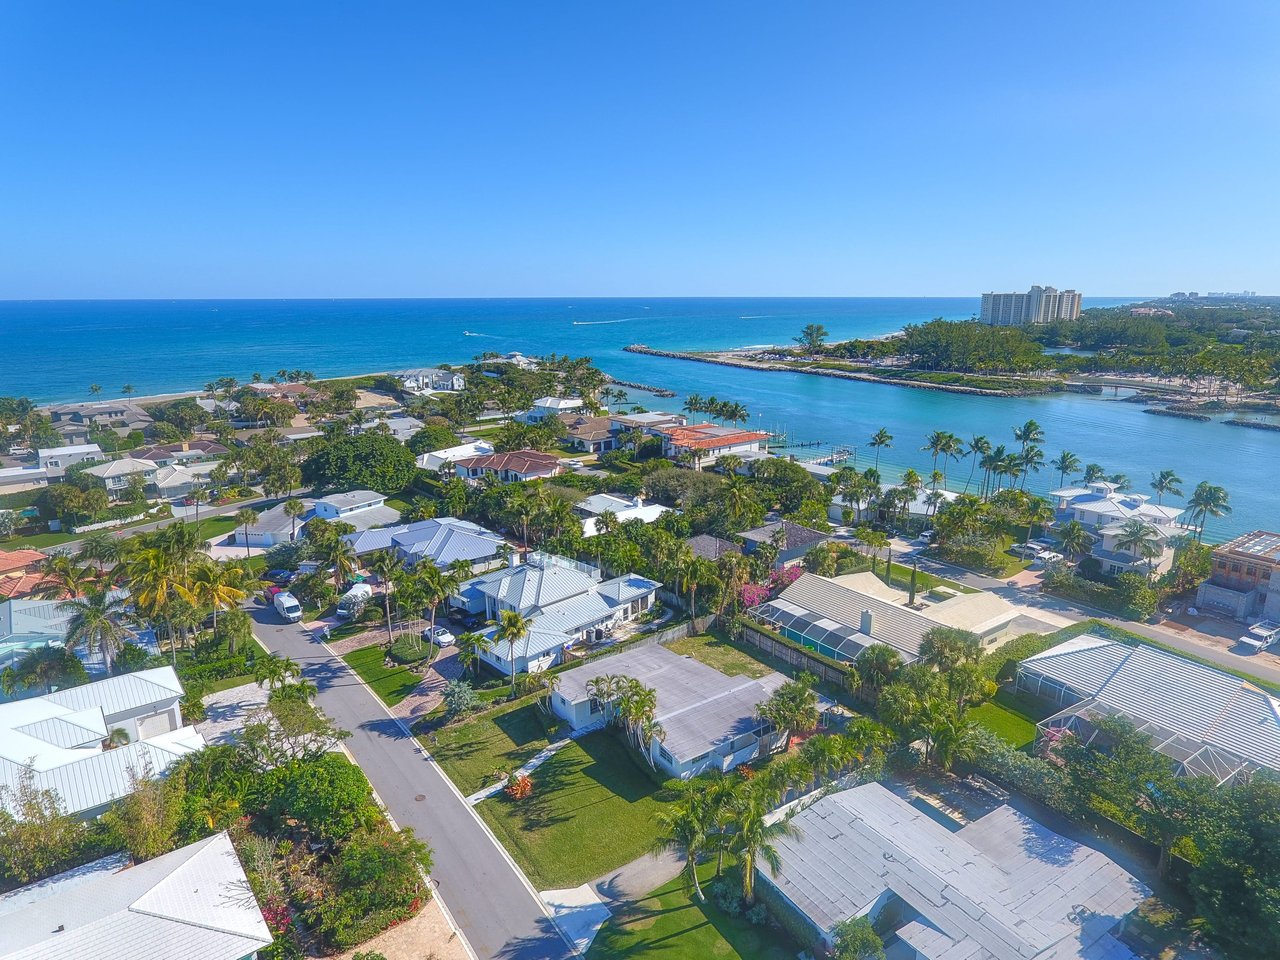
336, 583, 374, 620
273, 591, 303, 623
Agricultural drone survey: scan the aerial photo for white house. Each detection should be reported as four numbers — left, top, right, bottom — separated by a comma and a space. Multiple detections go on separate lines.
36, 444, 103, 479
552, 645, 788, 779
655, 423, 770, 468
232, 490, 401, 548
83, 457, 158, 493
396, 367, 466, 395
457, 553, 660, 675
416, 439, 495, 472
576, 493, 673, 537
1049, 481, 1185, 532
343, 517, 507, 571
0, 832, 272, 960
0, 667, 205, 819
521, 396, 584, 423
355, 414, 424, 444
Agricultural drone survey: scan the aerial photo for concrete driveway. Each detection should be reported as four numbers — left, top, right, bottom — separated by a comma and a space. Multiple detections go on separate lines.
246, 603, 573, 960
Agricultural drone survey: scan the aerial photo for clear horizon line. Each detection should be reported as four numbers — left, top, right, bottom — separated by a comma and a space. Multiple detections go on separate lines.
0, 293, 1159, 303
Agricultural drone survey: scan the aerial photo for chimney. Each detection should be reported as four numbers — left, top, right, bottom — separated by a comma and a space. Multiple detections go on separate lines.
859, 609, 873, 636
633, 493, 645, 508
508, 552, 520, 568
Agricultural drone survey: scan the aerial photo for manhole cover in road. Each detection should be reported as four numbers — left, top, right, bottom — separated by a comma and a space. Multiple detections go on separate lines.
415, 795, 425, 802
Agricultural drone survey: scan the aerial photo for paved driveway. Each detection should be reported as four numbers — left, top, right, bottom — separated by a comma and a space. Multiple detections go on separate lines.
246, 605, 573, 960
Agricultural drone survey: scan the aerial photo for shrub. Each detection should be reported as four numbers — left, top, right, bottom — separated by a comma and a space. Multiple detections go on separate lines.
504, 772, 533, 801
112, 642, 151, 674
301, 432, 417, 495
306, 824, 433, 949
387, 636, 431, 665
979, 632, 1056, 682
252, 755, 379, 841
442, 679, 481, 720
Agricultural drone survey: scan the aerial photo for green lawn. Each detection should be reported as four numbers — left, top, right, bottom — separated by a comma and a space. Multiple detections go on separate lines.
190, 515, 239, 541
588, 860, 800, 960
663, 633, 775, 679
341, 644, 423, 706
431, 700, 556, 796
475, 730, 674, 889
968, 700, 1037, 749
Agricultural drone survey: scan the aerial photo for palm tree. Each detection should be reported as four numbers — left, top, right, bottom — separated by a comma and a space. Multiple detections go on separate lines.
675, 551, 717, 620
58, 586, 131, 672
919, 627, 982, 671
1013, 418, 1044, 456
869, 428, 892, 471
1150, 469, 1184, 506
653, 786, 713, 902
365, 550, 403, 646
1058, 519, 1093, 562
1023, 499, 1054, 549
456, 631, 492, 680
10, 647, 81, 694
925, 711, 986, 772
77, 531, 121, 576
121, 384, 135, 396
496, 609, 533, 696
1050, 450, 1082, 489
729, 788, 799, 905
284, 498, 307, 540
89, 383, 102, 396
174, 560, 248, 645
254, 653, 300, 690
963, 435, 990, 493
323, 535, 359, 593
1187, 481, 1231, 542
856, 644, 901, 703
1018, 445, 1045, 490
234, 508, 259, 561
1114, 519, 1163, 580
32, 553, 92, 599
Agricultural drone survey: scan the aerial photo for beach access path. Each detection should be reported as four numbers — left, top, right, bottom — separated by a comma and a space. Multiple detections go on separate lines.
247, 603, 574, 960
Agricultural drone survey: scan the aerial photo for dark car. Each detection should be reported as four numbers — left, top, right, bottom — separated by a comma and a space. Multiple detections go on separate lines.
264, 569, 295, 585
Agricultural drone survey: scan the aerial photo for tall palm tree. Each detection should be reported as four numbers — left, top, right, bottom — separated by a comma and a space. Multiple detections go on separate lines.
284, 498, 307, 540
1018, 445, 1045, 490
234, 508, 260, 561
869, 428, 892, 471
323, 535, 358, 593
653, 786, 713, 902
963, 435, 990, 493
365, 550, 403, 646
1050, 450, 1082, 489
729, 788, 799, 905
1187, 482, 1231, 542
156, 521, 209, 577
456, 631, 492, 680
1013, 419, 1044, 456
58, 586, 131, 672
174, 560, 248, 644
10, 647, 81, 694
856, 644, 902, 703
1150, 469, 1184, 506
496, 609, 533, 696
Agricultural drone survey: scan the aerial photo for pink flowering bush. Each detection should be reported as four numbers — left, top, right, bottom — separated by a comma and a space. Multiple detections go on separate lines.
740, 582, 771, 608
767, 566, 802, 591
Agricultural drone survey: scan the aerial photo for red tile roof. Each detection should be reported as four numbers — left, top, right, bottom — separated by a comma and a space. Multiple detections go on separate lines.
454, 449, 563, 476
664, 425, 770, 451
0, 549, 46, 575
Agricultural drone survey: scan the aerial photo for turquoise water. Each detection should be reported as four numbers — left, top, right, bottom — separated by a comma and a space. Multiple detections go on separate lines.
1, 297, 1271, 539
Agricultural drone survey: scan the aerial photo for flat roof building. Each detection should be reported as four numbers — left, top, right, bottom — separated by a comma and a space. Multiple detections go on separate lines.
981, 285, 1082, 325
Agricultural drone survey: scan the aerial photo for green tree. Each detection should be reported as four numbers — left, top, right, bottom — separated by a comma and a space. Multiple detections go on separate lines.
793, 323, 829, 352
728, 787, 798, 904
254, 755, 378, 841
918, 626, 982, 671
652, 783, 714, 902
301, 431, 417, 494
869, 428, 892, 471
0, 767, 88, 884
1150, 469, 1183, 505
58, 586, 131, 672
756, 674, 819, 752
496, 608, 533, 696
234, 507, 259, 560
832, 915, 885, 960
102, 763, 184, 863
1187, 481, 1231, 541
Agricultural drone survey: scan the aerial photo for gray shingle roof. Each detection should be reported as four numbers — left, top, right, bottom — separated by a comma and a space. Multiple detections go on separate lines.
769, 783, 1147, 960
555, 645, 785, 762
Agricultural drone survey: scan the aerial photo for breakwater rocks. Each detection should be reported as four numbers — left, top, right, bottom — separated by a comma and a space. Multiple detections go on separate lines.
603, 374, 675, 398
1144, 408, 1211, 422
623, 344, 1017, 397
1225, 418, 1280, 431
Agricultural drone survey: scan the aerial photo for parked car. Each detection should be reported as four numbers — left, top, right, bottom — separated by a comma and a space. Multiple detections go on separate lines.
273, 591, 303, 623
336, 583, 374, 620
564, 458, 584, 468
913, 531, 934, 545
430, 625, 456, 646
1036, 551, 1064, 565
264, 569, 295, 585
1009, 543, 1043, 559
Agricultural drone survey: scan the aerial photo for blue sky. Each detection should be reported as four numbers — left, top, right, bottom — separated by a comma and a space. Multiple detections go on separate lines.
1, 2, 1277, 298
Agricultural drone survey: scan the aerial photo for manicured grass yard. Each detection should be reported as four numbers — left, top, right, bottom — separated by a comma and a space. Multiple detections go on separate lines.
430, 700, 555, 795
341, 644, 422, 706
588, 860, 799, 960
968, 701, 1037, 749
475, 730, 675, 889
663, 633, 775, 679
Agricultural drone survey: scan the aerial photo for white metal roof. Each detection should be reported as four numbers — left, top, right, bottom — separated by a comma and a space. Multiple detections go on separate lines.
0, 832, 272, 960
1021, 636, 1280, 774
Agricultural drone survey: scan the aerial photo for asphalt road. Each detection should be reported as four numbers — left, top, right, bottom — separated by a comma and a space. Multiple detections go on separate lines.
247, 604, 573, 960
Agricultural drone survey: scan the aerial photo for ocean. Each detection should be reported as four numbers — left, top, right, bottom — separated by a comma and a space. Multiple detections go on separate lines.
1, 297, 1272, 538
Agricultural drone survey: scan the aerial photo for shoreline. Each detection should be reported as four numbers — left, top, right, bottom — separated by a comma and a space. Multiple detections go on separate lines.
623, 344, 1033, 397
